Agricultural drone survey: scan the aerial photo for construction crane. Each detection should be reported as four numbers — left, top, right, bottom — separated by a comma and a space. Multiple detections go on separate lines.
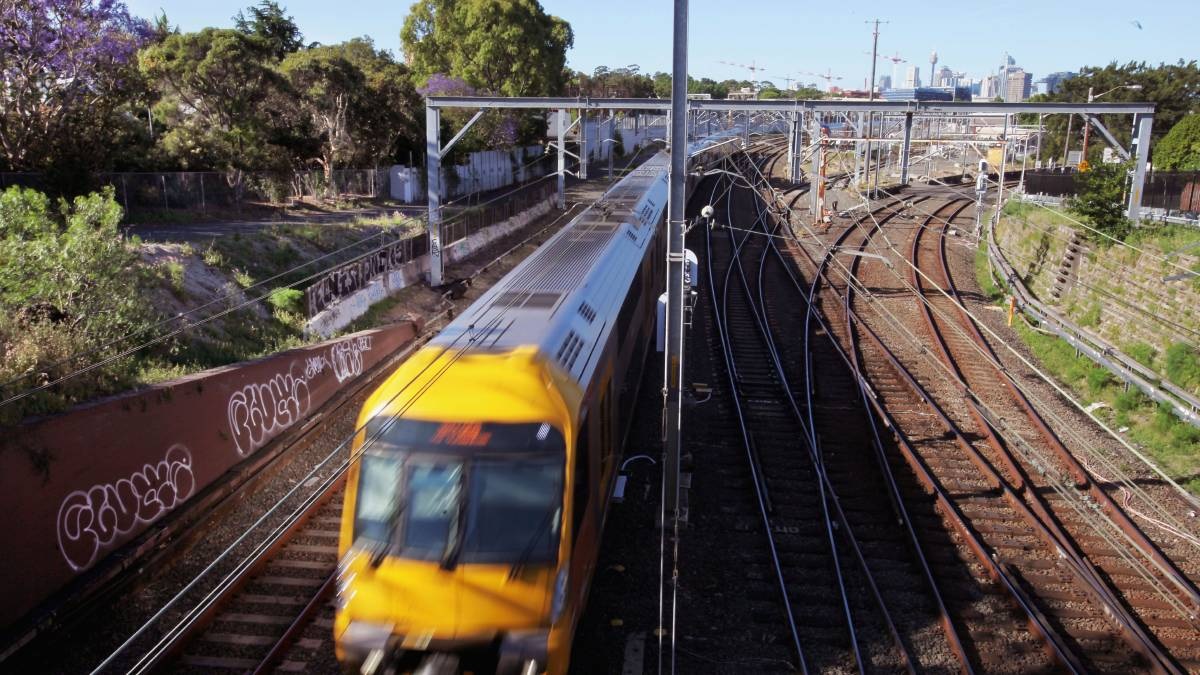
720, 59, 769, 85
770, 73, 802, 91
803, 68, 844, 91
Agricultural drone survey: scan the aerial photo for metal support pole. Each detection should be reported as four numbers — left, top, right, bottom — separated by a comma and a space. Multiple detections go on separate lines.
1034, 113, 1044, 168
1061, 113, 1073, 167
816, 111, 825, 213
864, 112, 873, 192
854, 112, 864, 184
579, 109, 588, 180
556, 109, 566, 209
872, 114, 881, 198
787, 112, 800, 182
899, 112, 914, 185
1019, 136, 1028, 192
663, 0, 689, 543
608, 109, 615, 180
993, 113, 1009, 226
425, 104, 444, 287
1127, 113, 1153, 222
743, 112, 750, 148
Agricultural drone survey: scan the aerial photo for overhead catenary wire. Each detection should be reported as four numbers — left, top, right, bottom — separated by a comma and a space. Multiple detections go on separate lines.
732, 143, 1200, 617
92, 148, 672, 673
0, 139, 668, 414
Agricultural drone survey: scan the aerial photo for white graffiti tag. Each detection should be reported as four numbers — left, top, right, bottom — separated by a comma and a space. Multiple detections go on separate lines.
227, 364, 312, 456
329, 335, 373, 383
56, 445, 196, 572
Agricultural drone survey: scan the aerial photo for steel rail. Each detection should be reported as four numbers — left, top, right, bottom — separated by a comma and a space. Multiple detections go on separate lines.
730, 151, 863, 672
702, 174, 807, 673
750, 177, 1086, 672
911, 209, 1188, 673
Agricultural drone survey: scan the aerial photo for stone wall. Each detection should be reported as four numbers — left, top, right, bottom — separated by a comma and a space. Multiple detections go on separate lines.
995, 209, 1200, 382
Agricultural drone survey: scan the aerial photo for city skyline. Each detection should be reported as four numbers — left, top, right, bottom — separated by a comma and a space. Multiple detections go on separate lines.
128, 0, 1193, 96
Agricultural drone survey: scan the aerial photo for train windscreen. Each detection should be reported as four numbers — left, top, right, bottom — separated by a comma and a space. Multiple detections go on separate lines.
353, 419, 565, 565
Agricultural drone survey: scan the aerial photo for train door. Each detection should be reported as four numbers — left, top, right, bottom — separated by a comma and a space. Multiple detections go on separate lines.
568, 410, 598, 616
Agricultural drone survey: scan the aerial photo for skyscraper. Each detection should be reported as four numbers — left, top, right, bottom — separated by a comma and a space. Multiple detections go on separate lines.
877, 75, 892, 92
1005, 69, 1033, 102
903, 64, 921, 88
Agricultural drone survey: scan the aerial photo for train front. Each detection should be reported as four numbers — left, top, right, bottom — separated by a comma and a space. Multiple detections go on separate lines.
334, 348, 577, 674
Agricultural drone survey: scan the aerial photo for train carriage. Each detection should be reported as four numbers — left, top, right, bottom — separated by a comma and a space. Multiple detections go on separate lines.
335, 133, 739, 675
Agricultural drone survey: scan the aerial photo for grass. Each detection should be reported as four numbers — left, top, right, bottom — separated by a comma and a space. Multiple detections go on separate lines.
1012, 320, 1200, 493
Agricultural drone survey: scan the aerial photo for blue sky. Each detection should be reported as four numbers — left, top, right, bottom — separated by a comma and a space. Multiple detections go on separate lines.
127, 0, 1194, 89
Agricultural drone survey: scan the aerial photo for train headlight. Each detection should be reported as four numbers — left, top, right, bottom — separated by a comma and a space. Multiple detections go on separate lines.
550, 568, 568, 623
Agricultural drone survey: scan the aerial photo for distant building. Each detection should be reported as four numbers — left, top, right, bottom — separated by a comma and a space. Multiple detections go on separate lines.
978, 74, 1000, 99
882, 87, 953, 102
903, 64, 921, 88
933, 66, 955, 88
877, 75, 892, 92
1041, 71, 1076, 95
1005, 69, 1033, 102
727, 87, 758, 101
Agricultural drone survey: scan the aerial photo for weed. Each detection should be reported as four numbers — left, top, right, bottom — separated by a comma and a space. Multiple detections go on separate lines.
233, 269, 254, 288
164, 261, 186, 297
202, 242, 226, 267
1079, 302, 1102, 328
1125, 342, 1157, 369
1164, 342, 1200, 391
268, 287, 305, 315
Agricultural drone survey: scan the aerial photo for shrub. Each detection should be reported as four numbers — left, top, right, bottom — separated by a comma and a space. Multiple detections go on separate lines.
0, 186, 159, 424
1067, 162, 1132, 243
1125, 342, 1156, 369
1164, 342, 1200, 390
1113, 389, 1146, 412
1086, 367, 1114, 395
268, 287, 305, 315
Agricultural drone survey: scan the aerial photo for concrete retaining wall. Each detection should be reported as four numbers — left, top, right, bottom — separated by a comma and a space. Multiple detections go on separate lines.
995, 212, 1200, 359
307, 196, 555, 337
0, 321, 421, 631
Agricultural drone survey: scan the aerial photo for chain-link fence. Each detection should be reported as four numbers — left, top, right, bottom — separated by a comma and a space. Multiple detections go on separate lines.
0, 168, 388, 213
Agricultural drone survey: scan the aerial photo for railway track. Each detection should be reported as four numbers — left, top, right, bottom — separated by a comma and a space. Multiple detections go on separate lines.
800, 191, 1200, 671
686, 147, 968, 672
727, 142, 1200, 672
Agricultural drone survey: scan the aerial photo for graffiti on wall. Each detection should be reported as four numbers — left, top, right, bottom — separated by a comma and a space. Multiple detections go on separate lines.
227, 365, 312, 457
305, 237, 422, 317
228, 335, 374, 456
56, 445, 196, 571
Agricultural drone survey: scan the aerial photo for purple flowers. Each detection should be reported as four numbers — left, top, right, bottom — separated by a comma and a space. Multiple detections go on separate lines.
1, 0, 149, 168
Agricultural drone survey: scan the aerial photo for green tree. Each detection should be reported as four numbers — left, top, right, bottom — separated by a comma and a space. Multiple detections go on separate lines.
1067, 162, 1132, 242
280, 39, 421, 187
1040, 61, 1200, 165
1154, 114, 1200, 171
140, 28, 291, 171
401, 0, 573, 97
234, 0, 305, 60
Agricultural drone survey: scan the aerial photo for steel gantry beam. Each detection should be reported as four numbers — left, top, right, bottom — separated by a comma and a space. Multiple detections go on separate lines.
427, 95, 1154, 116
422, 95, 1158, 282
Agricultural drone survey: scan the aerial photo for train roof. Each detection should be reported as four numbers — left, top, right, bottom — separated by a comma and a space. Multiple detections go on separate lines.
429, 130, 741, 392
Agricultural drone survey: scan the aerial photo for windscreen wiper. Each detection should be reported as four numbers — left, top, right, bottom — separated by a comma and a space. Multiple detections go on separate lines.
508, 506, 558, 580
369, 497, 406, 568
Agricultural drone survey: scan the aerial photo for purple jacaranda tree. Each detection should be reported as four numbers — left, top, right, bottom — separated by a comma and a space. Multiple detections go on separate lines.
0, 0, 150, 170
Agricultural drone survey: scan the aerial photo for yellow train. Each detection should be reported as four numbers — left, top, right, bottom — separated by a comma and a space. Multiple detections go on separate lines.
335, 133, 739, 674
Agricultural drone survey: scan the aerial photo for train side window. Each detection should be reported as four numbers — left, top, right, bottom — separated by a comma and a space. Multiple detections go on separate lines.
573, 414, 590, 542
